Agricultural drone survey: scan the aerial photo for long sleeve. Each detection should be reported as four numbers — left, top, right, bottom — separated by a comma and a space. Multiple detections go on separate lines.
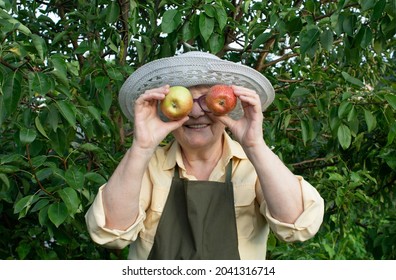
85, 185, 146, 249
259, 176, 324, 242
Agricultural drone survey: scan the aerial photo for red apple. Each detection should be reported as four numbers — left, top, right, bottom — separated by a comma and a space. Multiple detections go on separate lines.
205, 85, 237, 115
160, 86, 193, 120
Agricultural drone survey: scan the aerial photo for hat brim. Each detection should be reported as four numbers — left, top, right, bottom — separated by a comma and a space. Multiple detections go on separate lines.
119, 52, 275, 121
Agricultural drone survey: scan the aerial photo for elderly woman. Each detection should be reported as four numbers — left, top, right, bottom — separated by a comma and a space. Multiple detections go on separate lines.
85, 52, 324, 260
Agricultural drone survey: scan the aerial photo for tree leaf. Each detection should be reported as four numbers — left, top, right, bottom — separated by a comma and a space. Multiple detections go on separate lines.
341, 72, 364, 87
58, 187, 80, 216
291, 88, 310, 98
214, 5, 228, 31
385, 94, 396, 110
85, 172, 107, 185
161, 9, 181, 33
94, 76, 110, 90
50, 55, 69, 86
252, 32, 272, 50
372, 0, 386, 21
364, 109, 377, 132
28, 72, 52, 95
65, 167, 85, 190
301, 119, 310, 146
2, 71, 22, 117
31, 34, 47, 60
338, 124, 352, 149
199, 13, 214, 42
320, 29, 334, 51
14, 195, 34, 214
338, 101, 353, 118
0, 9, 31, 35
48, 202, 68, 227
19, 127, 37, 144
106, 0, 120, 24
55, 100, 77, 129
342, 14, 357, 36
360, 26, 373, 49
208, 33, 224, 53
35, 116, 49, 139
299, 26, 320, 56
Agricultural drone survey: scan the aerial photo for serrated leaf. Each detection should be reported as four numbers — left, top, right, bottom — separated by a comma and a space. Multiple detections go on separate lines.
48, 202, 68, 227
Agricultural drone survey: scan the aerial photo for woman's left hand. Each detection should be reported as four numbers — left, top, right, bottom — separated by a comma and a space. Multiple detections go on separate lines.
215, 85, 265, 149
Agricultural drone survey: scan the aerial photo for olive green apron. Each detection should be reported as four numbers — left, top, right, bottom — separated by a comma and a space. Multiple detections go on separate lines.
147, 162, 240, 260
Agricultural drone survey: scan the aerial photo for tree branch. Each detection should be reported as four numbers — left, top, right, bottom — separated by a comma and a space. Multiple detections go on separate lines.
118, 0, 130, 65
261, 52, 299, 69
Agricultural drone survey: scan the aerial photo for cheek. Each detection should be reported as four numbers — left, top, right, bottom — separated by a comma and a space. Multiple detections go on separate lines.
211, 122, 226, 135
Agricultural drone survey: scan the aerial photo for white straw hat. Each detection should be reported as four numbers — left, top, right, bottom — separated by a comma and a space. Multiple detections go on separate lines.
119, 51, 275, 120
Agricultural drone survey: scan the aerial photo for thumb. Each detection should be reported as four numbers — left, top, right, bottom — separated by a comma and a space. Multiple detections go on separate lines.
214, 115, 236, 129
166, 116, 189, 131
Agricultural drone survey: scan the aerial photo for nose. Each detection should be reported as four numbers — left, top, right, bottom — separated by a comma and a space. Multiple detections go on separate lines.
189, 100, 205, 118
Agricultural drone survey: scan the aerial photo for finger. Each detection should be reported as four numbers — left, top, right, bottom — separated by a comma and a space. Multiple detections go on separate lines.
232, 85, 256, 96
212, 114, 236, 129
137, 86, 170, 104
166, 116, 190, 130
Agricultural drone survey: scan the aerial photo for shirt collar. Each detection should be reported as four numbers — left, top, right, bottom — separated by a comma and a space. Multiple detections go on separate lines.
162, 132, 247, 171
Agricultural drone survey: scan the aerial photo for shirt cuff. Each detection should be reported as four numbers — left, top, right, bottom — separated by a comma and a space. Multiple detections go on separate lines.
261, 176, 324, 242
85, 185, 146, 249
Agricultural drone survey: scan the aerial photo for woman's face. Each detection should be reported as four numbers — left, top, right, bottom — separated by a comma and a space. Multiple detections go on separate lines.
172, 85, 225, 150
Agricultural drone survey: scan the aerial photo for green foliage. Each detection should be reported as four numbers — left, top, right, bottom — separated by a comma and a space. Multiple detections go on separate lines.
0, 0, 395, 259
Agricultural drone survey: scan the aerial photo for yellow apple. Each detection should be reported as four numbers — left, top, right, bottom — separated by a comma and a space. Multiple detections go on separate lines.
160, 86, 193, 120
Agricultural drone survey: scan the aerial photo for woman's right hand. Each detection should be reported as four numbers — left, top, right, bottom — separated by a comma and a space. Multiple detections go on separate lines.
133, 85, 189, 151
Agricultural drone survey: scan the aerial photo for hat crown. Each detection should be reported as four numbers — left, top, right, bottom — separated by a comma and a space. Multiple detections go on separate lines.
180, 51, 220, 60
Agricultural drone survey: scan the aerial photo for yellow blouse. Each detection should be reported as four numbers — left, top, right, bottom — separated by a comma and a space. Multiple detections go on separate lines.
85, 133, 324, 259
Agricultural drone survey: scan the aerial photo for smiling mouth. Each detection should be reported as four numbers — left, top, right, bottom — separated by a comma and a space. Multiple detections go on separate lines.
185, 124, 209, 129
